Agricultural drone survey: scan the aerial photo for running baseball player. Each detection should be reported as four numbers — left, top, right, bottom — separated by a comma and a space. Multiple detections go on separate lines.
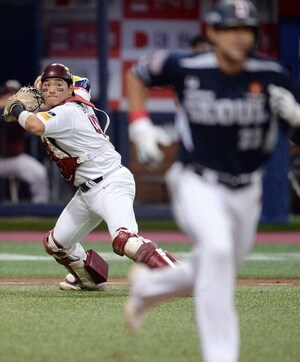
4, 63, 178, 291
124, 1, 300, 362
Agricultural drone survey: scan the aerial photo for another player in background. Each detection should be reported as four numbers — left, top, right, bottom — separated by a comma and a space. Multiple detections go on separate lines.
4, 64, 178, 291
0, 80, 49, 204
189, 33, 211, 53
124, 1, 300, 361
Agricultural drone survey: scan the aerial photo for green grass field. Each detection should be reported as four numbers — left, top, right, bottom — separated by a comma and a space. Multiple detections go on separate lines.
0, 237, 300, 362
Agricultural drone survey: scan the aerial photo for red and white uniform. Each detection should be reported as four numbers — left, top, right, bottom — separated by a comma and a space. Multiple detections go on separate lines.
38, 99, 177, 275
37, 101, 138, 256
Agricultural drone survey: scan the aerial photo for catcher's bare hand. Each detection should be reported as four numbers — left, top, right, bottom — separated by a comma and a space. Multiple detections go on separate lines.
3, 86, 45, 122
34, 75, 42, 90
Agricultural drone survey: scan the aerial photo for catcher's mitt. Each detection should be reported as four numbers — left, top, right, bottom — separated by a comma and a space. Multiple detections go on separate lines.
3, 86, 45, 122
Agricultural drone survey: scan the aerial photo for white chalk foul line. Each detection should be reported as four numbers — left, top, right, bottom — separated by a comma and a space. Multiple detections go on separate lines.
0, 252, 123, 262
246, 252, 300, 261
0, 252, 190, 262
0, 252, 300, 262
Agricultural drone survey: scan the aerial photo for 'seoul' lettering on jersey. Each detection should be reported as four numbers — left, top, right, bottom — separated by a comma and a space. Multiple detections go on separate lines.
183, 89, 267, 126
132, 49, 300, 174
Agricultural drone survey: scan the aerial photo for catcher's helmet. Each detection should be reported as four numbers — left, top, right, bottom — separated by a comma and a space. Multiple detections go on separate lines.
41, 63, 73, 84
205, 0, 258, 29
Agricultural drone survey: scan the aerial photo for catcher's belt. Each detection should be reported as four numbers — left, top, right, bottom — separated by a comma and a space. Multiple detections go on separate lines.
79, 165, 123, 193
79, 176, 103, 192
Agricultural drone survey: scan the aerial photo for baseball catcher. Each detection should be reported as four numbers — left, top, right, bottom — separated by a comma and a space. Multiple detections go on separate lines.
4, 63, 179, 292
3, 86, 45, 122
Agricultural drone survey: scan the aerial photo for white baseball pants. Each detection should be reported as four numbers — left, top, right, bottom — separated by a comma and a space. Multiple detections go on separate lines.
51, 166, 138, 259
130, 162, 263, 362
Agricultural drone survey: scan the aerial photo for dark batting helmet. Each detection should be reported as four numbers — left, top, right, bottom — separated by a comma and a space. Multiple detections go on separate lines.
41, 63, 73, 84
205, 0, 258, 29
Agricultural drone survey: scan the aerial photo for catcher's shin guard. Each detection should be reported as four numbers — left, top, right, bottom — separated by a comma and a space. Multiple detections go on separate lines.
112, 228, 178, 268
43, 231, 109, 288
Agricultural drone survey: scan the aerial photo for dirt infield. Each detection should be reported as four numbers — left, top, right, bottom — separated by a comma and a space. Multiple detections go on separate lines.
0, 277, 129, 286
0, 230, 299, 287
0, 277, 299, 286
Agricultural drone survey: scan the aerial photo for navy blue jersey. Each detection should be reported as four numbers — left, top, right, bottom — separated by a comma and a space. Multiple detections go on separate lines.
132, 50, 300, 175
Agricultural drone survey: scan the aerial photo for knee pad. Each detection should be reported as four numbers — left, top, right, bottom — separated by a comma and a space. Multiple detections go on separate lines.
43, 230, 66, 259
112, 227, 137, 256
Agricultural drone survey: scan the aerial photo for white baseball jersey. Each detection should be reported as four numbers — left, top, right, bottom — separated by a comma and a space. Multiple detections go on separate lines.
36, 101, 121, 186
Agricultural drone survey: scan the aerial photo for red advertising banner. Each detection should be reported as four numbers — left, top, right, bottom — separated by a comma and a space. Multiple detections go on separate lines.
48, 21, 120, 58
43, 0, 278, 112
124, 0, 200, 19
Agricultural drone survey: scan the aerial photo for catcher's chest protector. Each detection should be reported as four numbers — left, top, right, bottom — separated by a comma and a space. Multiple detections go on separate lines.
41, 136, 79, 184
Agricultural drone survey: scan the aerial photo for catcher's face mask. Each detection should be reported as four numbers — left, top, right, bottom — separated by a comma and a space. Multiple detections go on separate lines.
42, 78, 73, 107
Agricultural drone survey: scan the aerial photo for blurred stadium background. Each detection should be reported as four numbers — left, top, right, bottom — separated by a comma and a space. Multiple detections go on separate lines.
1, 0, 300, 224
